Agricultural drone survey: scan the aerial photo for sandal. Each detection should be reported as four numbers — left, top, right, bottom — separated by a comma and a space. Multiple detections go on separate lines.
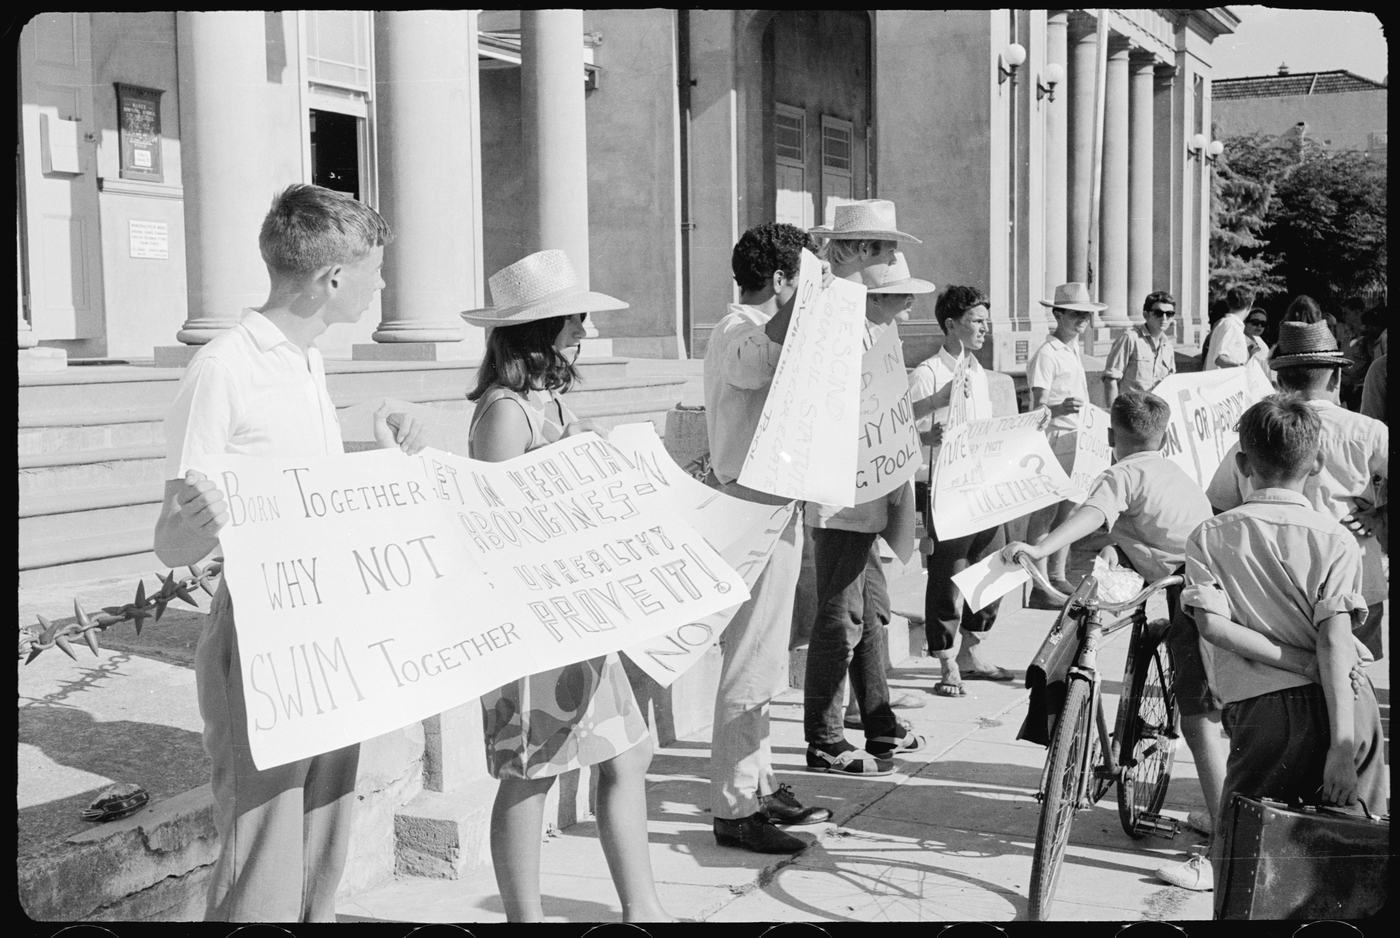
805, 745, 895, 776
844, 712, 914, 732
866, 730, 927, 756
961, 666, 1016, 682
934, 680, 967, 697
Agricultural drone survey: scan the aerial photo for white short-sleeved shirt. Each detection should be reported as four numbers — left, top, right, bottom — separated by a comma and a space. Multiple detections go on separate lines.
907, 345, 995, 475
1080, 451, 1213, 582
1204, 313, 1249, 370
164, 309, 344, 479
1026, 334, 1088, 431
702, 303, 784, 488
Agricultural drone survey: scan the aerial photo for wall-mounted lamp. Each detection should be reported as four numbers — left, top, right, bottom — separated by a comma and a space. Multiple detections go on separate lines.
998, 43, 1026, 86
1187, 133, 1225, 164
1037, 62, 1064, 102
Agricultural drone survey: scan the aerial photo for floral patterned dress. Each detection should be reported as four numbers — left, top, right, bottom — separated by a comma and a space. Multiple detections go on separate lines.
468, 386, 649, 780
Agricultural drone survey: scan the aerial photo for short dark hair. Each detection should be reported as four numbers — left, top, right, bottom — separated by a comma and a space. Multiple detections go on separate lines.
259, 183, 393, 277
731, 223, 818, 293
1111, 391, 1171, 447
1226, 285, 1256, 310
1275, 363, 1339, 392
1283, 294, 1325, 324
467, 315, 583, 402
1237, 395, 1321, 480
1142, 290, 1176, 312
934, 285, 990, 330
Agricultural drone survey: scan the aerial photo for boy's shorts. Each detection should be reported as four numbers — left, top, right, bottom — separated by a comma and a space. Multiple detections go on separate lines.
1167, 607, 1223, 717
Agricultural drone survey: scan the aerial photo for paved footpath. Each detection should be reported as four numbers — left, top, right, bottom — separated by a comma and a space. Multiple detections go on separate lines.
340, 587, 1398, 924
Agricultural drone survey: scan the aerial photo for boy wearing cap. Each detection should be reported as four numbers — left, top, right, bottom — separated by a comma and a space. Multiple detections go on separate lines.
908, 286, 1014, 694
1102, 291, 1178, 408
1023, 282, 1101, 601
154, 184, 426, 921
802, 253, 931, 775
1206, 321, 1389, 661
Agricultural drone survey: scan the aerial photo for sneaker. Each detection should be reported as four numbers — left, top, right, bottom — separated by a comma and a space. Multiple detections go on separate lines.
1155, 853, 1213, 891
759, 783, 833, 826
713, 813, 806, 854
1187, 809, 1213, 837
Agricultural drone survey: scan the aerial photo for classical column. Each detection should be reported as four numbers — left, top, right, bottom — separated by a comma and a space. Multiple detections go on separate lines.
166, 13, 270, 357
1066, 13, 1097, 286
356, 11, 480, 360
1044, 12, 1069, 295
1152, 63, 1179, 338
1098, 37, 1130, 325
1127, 51, 1156, 322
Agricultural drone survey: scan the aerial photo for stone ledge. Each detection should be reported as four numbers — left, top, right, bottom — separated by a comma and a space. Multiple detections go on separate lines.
394, 779, 497, 880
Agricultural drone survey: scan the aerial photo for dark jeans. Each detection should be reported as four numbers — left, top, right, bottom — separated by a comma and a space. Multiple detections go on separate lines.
924, 524, 1005, 653
803, 528, 897, 747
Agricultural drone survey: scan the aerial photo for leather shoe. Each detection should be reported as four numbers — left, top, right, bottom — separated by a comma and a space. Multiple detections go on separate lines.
714, 813, 806, 854
759, 783, 833, 825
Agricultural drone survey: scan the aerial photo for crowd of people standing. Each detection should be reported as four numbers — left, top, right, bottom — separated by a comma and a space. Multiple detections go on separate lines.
153, 185, 1386, 923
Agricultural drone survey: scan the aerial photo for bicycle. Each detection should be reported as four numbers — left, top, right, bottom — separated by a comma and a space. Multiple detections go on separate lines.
1013, 555, 1184, 921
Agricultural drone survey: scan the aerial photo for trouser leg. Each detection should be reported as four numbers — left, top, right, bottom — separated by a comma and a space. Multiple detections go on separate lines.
849, 544, 897, 741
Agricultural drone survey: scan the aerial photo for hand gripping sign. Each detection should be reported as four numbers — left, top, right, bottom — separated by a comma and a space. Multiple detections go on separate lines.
739, 249, 868, 507
191, 436, 748, 770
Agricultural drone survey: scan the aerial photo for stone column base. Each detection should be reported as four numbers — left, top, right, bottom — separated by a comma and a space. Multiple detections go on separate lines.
18, 347, 66, 373
352, 340, 480, 362
154, 345, 201, 369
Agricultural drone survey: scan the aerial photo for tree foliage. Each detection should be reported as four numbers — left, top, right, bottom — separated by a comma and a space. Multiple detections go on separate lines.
1210, 130, 1387, 312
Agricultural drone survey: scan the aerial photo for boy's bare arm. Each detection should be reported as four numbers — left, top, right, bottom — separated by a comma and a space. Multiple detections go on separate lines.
1316, 612, 1360, 806
154, 473, 227, 567
911, 383, 954, 419
1194, 609, 1317, 675
1002, 504, 1107, 564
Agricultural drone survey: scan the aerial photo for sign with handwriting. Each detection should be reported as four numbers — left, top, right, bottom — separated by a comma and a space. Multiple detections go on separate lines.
855, 324, 923, 501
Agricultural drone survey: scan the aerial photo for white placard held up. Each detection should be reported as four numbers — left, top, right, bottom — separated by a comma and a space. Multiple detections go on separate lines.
950, 553, 1031, 613
739, 250, 867, 506
1153, 362, 1272, 490
931, 410, 1071, 540
191, 438, 748, 770
855, 324, 922, 502
1065, 403, 1112, 502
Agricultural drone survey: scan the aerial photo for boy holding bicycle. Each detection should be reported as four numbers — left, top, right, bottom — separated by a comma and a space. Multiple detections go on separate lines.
1183, 396, 1386, 905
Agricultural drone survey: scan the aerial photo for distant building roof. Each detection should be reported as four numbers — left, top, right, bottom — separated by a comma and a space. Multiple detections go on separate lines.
1214, 70, 1386, 100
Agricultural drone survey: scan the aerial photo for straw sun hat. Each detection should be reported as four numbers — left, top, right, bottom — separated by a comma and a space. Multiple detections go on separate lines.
1038, 282, 1108, 313
460, 250, 628, 327
1268, 321, 1350, 370
856, 251, 935, 294
809, 199, 923, 243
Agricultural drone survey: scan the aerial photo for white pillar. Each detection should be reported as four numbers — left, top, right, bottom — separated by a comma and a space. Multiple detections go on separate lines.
355, 10, 481, 361
1098, 37, 1130, 325
168, 12, 271, 354
1066, 13, 1096, 286
1127, 51, 1156, 322
1044, 11, 1069, 296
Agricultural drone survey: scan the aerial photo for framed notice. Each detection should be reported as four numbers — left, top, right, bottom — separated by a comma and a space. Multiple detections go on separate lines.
116, 83, 163, 183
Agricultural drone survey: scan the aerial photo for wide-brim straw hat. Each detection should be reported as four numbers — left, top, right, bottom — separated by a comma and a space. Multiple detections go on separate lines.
809, 199, 922, 243
1269, 320, 1349, 370
857, 251, 935, 294
460, 249, 628, 327
1038, 281, 1107, 313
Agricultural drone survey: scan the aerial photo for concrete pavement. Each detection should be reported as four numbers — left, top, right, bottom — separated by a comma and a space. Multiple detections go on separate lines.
339, 581, 1314, 924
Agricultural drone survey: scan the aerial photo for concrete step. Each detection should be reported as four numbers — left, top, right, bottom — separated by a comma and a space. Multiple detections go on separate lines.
20, 502, 162, 571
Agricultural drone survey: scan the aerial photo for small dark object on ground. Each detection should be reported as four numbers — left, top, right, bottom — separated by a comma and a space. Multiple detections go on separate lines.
82, 783, 150, 822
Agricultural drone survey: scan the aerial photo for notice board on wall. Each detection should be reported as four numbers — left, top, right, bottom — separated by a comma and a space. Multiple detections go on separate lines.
116, 83, 163, 183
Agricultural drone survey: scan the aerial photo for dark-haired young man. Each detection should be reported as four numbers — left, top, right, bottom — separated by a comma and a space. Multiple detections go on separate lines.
1103, 291, 1177, 407
701, 223, 834, 854
1203, 284, 1255, 371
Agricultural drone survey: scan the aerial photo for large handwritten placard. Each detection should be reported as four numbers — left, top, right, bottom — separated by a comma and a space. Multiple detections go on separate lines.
740, 250, 867, 506
1065, 403, 1112, 502
190, 437, 748, 770
1153, 360, 1272, 490
856, 324, 923, 501
931, 410, 1071, 540
603, 424, 792, 686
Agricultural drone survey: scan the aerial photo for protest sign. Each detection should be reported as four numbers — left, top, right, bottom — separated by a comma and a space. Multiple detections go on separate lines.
946, 354, 970, 429
951, 553, 1031, 613
740, 249, 867, 506
605, 424, 792, 686
855, 324, 923, 502
191, 437, 748, 770
930, 410, 1071, 540
1065, 403, 1112, 502
1153, 361, 1272, 490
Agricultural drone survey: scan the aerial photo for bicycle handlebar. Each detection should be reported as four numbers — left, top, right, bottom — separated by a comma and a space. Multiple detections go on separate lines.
1013, 554, 1182, 614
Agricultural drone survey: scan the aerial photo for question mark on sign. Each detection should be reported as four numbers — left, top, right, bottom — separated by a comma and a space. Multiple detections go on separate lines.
1020, 453, 1046, 474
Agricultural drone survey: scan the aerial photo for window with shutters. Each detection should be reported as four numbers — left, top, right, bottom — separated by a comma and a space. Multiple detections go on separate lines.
774, 103, 812, 228
820, 116, 853, 226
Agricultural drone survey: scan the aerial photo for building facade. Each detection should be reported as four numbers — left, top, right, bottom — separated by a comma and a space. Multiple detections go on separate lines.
1212, 67, 1387, 160
17, 9, 1238, 370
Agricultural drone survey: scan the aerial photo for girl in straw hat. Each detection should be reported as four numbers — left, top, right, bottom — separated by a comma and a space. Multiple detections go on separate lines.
462, 250, 673, 923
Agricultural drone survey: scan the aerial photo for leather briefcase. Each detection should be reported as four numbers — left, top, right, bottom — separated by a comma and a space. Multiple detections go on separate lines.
1215, 793, 1391, 920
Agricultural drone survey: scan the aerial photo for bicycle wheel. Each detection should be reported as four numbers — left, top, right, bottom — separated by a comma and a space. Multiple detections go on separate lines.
1028, 676, 1093, 921
1117, 623, 1179, 838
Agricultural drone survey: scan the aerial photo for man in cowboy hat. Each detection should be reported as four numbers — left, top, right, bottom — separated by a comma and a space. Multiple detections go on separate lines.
1205, 320, 1389, 661
810, 198, 922, 282
802, 253, 930, 776
1024, 282, 1104, 602
702, 222, 835, 854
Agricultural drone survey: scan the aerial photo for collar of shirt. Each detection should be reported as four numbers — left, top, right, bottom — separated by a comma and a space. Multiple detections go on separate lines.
1114, 450, 1160, 467
1243, 487, 1313, 508
727, 302, 773, 325
1045, 334, 1079, 355
238, 308, 303, 354
1133, 323, 1166, 349
937, 343, 983, 373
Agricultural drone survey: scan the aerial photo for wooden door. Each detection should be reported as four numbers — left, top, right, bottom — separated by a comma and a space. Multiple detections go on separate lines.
19, 13, 105, 340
